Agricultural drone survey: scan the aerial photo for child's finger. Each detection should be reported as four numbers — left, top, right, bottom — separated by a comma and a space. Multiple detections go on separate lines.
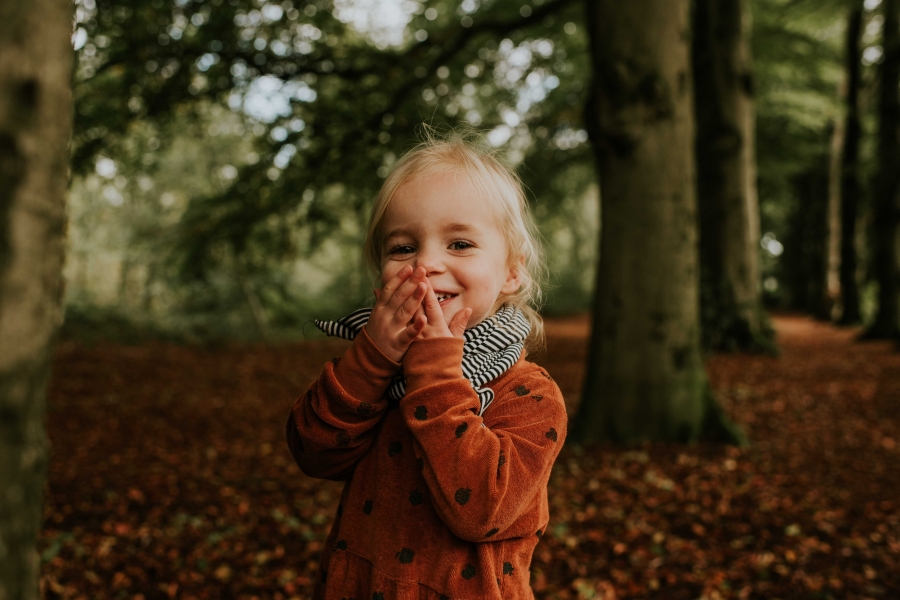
448, 307, 472, 338
399, 313, 426, 345
386, 266, 425, 308
379, 265, 413, 304
395, 282, 426, 321
421, 281, 446, 325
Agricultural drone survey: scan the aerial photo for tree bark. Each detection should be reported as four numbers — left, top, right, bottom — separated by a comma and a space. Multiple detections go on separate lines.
838, 4, 865, 324
791, 157, 831, 315
0, 0, 73, 598
868, 0, 900, 339
826, 109, 843, 318
693, 0, 772, 352
576, 0, 744, 444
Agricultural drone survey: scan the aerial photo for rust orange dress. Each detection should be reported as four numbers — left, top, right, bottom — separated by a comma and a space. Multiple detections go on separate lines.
286, 328, 566, 599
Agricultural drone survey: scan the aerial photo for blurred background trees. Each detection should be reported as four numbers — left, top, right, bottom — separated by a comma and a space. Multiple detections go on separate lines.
67, 0, 594, 340
62, 0, 900, 444
67, 0, 896, 343
869, 0, 900, 338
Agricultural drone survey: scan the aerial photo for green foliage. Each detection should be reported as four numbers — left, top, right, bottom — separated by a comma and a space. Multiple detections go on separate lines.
754, 0, 844, 226
752, 0, 882, 304
68, 0, 874, 338
68, 0, 597, 338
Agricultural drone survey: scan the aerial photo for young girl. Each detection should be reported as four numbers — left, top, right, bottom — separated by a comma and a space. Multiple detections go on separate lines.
286, 130, 567, 599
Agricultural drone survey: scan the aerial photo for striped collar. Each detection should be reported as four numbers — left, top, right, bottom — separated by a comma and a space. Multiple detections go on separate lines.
315, 305, 531, 415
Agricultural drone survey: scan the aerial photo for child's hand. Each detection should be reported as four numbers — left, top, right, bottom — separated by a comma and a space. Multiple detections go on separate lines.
416, 279, 472, 340
366, 265, 429, 362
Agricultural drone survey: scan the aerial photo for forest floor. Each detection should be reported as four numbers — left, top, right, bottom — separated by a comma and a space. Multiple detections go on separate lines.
39, 314, 899, 600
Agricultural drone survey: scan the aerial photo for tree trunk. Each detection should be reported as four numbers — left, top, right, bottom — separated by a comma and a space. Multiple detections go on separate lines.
785, 159, 832, 320
575, 0, 744, 444
868, 0, 900, 339
838, 4, 865, 324
693, 0, 772, 352
0, 1, 73, 598
826, 109, 843, 318
783, 176, 809, 311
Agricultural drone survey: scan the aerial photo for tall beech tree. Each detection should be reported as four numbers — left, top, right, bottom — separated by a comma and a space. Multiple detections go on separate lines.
838, 3, 864, 324
868, 0, 900, 339
693, 0, 771, 352
784, 156, 831, 313
575, 0, 744, 444
0, 0, 73, 597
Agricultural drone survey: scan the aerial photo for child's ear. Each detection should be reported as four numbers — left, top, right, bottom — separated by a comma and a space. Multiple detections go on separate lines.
501, 256, 524, 295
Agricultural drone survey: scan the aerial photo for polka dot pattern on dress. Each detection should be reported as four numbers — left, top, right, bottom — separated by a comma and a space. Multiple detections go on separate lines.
414, 405, 428, 420
454, 488, 471, 505
461, 564, 476, 579
455, 422, 468, 438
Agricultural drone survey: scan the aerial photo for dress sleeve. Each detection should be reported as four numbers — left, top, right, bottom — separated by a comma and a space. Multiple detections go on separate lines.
399, 337, 567, 542
286, 327, 401, 480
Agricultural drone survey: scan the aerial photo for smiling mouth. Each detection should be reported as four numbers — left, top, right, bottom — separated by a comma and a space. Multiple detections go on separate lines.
434, 292, 458, 305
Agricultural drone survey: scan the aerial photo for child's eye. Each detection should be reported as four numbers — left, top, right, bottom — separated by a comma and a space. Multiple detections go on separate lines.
449, 240, 474, 251
388, 244, 415, 255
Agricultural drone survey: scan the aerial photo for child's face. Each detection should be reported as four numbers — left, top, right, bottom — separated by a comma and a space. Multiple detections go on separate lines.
379, 170, 520, 328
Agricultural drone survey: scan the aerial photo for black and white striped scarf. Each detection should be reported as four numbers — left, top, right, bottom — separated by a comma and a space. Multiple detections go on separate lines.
315, 305, 530, 416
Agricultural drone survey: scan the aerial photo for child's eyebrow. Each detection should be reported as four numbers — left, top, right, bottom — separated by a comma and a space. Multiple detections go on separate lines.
383, 228, 412, 241
442, 222, 480, 235
383, 223, 479, 241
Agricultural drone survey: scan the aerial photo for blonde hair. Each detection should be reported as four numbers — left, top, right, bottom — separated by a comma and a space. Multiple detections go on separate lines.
363, 127, 547, 352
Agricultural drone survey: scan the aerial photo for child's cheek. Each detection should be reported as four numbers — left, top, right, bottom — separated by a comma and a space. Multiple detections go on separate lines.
381, 263, 400, 286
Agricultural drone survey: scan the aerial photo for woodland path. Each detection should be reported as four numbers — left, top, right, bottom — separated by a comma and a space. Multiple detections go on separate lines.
40, 315, 900, 599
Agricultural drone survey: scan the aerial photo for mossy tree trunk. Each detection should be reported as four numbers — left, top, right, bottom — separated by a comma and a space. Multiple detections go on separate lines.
693, 0, 773, 352
838, 4, 865, 325
575, 0, 745, 445
0, 0, 73, 598
868, 0, 900, 339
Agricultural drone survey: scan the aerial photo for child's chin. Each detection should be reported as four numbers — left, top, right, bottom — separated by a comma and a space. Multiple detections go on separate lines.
442, 306, 468, 327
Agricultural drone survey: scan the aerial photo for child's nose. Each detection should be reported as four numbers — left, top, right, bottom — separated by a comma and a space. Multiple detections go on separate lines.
414, 247, 445, 274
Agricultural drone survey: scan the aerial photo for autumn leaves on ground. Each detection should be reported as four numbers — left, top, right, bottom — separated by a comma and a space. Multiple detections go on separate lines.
40, 315, 899, 599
